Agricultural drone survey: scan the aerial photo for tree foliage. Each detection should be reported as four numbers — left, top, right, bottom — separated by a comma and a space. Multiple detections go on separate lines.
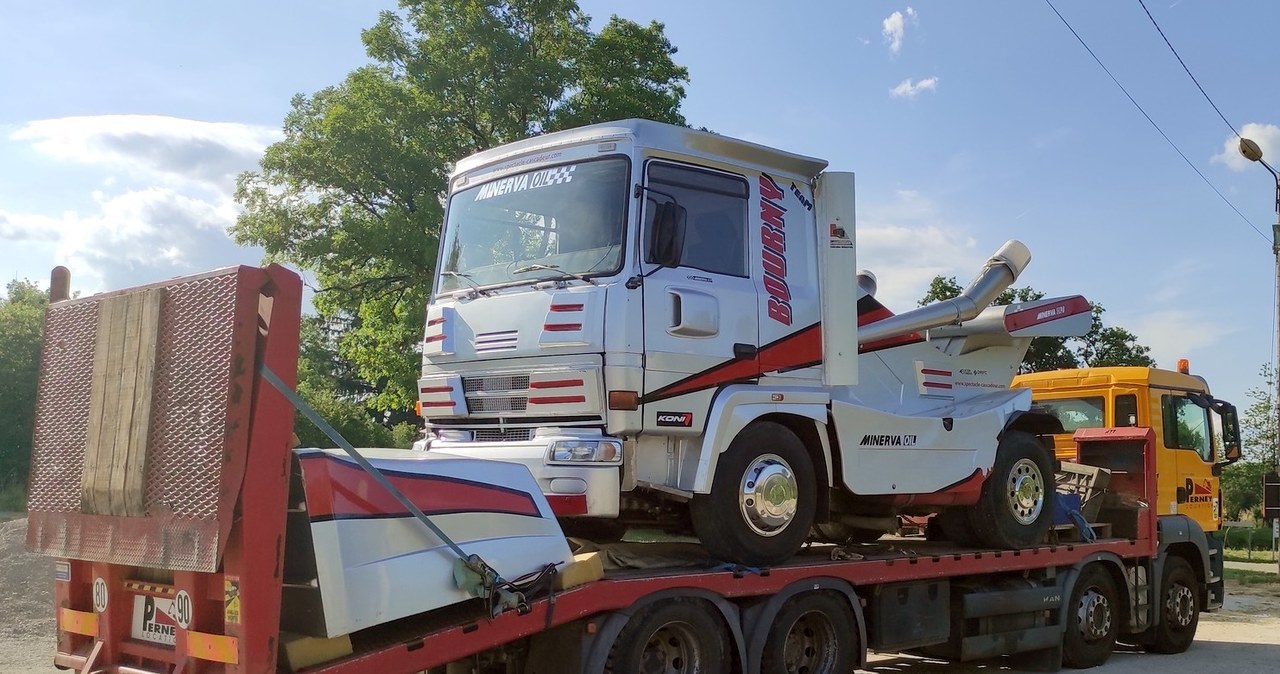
234, 0, 690, 413
917, 275, 1155, 373
1223, 363, 1277, 521
0, 280, 47, 491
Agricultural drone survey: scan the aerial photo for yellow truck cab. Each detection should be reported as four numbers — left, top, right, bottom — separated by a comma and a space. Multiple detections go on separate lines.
1012, 363, 1241, 532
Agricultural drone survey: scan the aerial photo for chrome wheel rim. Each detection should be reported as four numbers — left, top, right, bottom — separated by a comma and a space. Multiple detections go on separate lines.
1165, 583, 1195, 628
739, 453, 798, 537
1006, 457, 1045, 525
640, 621, 703, 674
782, 609, 839, 672
1075, 587, 1113, 641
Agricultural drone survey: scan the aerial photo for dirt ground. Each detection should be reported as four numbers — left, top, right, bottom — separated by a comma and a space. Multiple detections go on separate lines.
2, 516, 1278, 673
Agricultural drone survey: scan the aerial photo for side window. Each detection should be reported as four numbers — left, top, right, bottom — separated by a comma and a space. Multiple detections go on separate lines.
1114, 394, 1138, 427
1035, 396, 1105, 432
1161, 395, 1212, 461
645, 162, 749, 277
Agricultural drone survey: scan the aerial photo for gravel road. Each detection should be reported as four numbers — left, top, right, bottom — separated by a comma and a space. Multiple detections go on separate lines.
2, 516, 1277, 673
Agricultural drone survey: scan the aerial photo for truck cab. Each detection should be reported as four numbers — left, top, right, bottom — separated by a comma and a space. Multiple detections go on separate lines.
1012, 363, 1241, 531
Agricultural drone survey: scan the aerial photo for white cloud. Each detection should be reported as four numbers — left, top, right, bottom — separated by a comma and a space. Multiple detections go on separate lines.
1126, 309, 1235, 368
1212, 122, 1280, 172
4, 115, 275, 291
890, 76, 939, 99
882, 8, 918, 54
10, 115, 279, 195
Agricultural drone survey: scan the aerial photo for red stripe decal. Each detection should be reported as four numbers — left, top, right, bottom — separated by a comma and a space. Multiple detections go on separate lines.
528, 395, 586, 405
921, 368, 951, 376
550, 304, 584, 312
1004, 295, 1091, 332
530, 379, 583, 389
427, 317, 446, 326
922, 381, 953, 389
421, 401, 456, 408
420, 386, 453, 393
424, 334, 446, 343
546, 495, 588, 516
641, 323, 822, 404
299, 453, 542, 520
544, 323, 582, 332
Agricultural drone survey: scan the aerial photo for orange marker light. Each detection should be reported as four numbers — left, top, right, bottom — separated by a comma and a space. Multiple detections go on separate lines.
1177, 358, 1190, 374
608, 391, 639, 410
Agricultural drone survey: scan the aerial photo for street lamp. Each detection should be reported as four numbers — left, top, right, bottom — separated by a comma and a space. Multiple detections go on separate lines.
1239, 137, 1280, 473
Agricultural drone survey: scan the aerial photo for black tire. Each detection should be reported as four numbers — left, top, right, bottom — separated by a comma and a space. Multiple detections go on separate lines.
606, 598, 731, 674
760, 592, 859, 674
968, 431, 1054, 549
691, 422, 816, 566
1145, 556, 1200, 654
1063, 564, 1119, 668
934, 508, 978, 546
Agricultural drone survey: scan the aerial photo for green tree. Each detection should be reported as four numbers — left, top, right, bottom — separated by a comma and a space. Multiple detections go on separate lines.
0, 280, 48, 495
234, 0, 689, 413
916, 275, 1154, 373
1222, 364, 1277, 520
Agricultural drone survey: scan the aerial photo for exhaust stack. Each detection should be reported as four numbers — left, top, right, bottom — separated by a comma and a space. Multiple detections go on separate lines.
859, 240, 1031, 344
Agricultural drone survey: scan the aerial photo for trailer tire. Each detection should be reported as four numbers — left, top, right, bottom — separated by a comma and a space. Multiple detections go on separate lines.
1063, 564, 1119, 668
968, 431, 1054, 549
691, 422, 816, 566
605, 598, 731, 674
760, 592, 858, 674
1145, 556, 1199, 654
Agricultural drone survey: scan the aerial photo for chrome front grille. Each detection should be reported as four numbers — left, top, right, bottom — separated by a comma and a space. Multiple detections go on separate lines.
463, 374, 531, 413
473, 428, 536, 442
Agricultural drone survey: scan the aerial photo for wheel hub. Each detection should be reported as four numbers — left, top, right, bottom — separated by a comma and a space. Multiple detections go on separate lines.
1006, 457, 1045, 525
1166, 584, 1195, 627
640, 622, 702, 674
739, 453, 798, 537
782, 610, 839, 672
1075, 589, 1113, 641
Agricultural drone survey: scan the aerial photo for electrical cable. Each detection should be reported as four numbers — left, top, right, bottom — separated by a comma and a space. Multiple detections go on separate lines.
1044, 0, 1268, 243
1135, 0, 1241, 138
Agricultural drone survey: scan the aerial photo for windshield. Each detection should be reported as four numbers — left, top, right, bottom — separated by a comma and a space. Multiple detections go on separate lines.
436, 157, 629, 294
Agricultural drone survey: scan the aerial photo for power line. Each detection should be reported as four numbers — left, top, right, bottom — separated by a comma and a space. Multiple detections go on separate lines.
1135, 0, 1241, 138
1043, 0, 1268, 243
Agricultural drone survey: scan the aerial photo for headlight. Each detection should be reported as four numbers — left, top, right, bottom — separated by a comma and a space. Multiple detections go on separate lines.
434, 429, 474, 442
549, 439, 622, 463
411, 437, 431, 452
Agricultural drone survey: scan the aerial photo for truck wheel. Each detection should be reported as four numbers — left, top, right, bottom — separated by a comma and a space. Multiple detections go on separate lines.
1145, 557, 1199, 654
561, 518, 629, 543
760, 592, 858, 674
606, 598, 731, 674
691, 422, 816, 566
1063, 564, 1118, 668
968, 431, 1054, 549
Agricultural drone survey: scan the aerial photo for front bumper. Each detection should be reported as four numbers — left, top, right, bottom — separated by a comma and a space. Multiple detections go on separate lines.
429, 439, 621, 518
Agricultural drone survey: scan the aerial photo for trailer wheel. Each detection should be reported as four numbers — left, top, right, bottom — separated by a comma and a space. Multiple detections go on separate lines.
968, 431, 1054, 549
606, 598, 731, 674
691, 422, 816, 566
1145, 556, 1199, 654
1063, 564, 1118, 668
760, 592, 858, 674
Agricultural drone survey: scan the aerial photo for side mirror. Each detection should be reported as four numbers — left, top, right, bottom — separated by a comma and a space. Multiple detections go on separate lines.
1219, 402, 1242, 464
647, 201, 686, 268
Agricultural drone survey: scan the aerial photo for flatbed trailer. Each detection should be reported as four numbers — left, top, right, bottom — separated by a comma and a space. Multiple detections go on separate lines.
23, 266, 1221, 674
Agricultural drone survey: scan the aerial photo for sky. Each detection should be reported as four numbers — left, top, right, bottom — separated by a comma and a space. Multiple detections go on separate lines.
2, 0, 1279, 412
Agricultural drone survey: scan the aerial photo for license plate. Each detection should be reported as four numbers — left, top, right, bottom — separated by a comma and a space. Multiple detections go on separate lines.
131, 595, 179, 646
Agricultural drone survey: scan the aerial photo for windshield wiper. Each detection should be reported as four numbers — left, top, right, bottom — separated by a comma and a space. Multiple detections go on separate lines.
511, 263, 599, 286
440, 270, 491, 296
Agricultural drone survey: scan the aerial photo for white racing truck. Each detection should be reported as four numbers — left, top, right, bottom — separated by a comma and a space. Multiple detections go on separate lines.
416, 119, 1092, 565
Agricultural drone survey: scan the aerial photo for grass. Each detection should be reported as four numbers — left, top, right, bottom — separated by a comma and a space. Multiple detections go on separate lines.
0, 482, 26, 512
1224, 547, 1278, 564
1225, 567, 1280, 586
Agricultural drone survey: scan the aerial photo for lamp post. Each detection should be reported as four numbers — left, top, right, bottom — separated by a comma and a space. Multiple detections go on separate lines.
1238, 138, 1280, 473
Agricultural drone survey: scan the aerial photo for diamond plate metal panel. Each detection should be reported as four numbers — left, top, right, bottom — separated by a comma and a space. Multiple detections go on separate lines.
26, 267, 268, 571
